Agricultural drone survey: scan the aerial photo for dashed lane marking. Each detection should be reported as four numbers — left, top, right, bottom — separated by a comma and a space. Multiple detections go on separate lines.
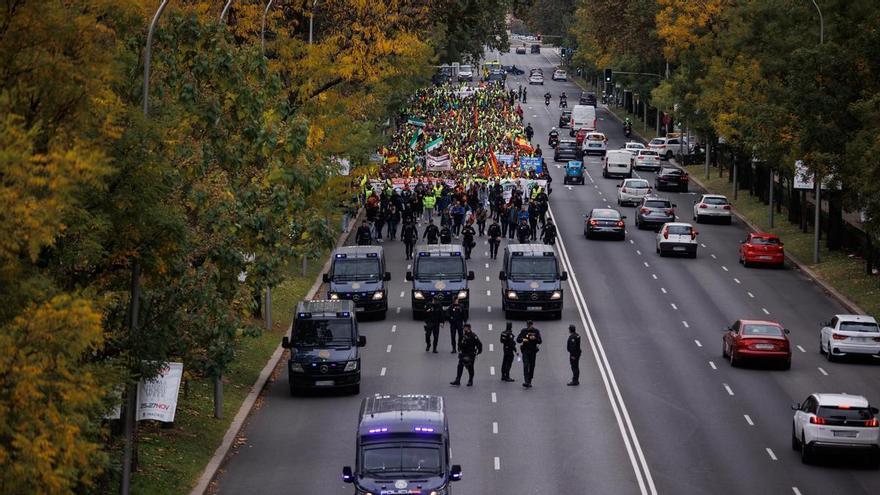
490, 366, 496, 376
491, 392, 497, 403
643, 261, 650, 268
485, 251, 489, 256
661, 287, 667, 294
488, 323, 493, 331
636, 250, 642, 255
386, 344, 392, 353
492, 422, 498, 434
766, 448, 777, 461
722, 265, 729, 272
797, 345, 806, 353
407, 264, 411, 270
489, 344, 494, 352
762, 308, 770, 315
391, 325, 397, 333
734, 278, 741, 284
487, 290, 491, 296
818, 367, 829, 376
694, 339, 702, 347
744, 415, 754, 426
494, 457, 501, 470
709, 361, 717, 370
487, 306, 492, 313
792, 488, 802, 495
670, 303, 678, 310
396, 307, 401, 314
700, 243, 707, 248
652, 274, 658, 280
724, 384, 735, 396
400, 291, 405, 298
747, 292, 755, 298
710, 254, 717, 259
486, 276, 490, 282
629, 239, 635, 244
380, 367, 386, 376
682, 321, 689, 328
485, 263, 489, 268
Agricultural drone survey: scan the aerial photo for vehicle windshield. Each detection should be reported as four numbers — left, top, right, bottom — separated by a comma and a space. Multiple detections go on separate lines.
333, 258, 380, 281
592, 209, 620, 219
742, 324, 784, 337
628, 144, 645, 150
460, 65, 471, 71
509, 257, 558, 279
667, 225, 693, 235
362, 445, 442, 476
415, 256, 465, 280
750, 237, 780, 245
817, 406, 874, 421
649, 138, 665, 145
644, 200, 670, 208
660, 168, 680, 175
292, 319, 353, 347
558, 142, 577, 150
639, 150, 659, 157
840, 321, 880, 333
703, 197, 729, 205
625, 180, 650, 189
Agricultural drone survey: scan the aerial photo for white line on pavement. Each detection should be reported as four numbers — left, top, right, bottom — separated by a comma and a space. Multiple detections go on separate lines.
489, 344, 494, 352
682, 321, 689, 328
407, 264, 411, 269
636, 250, 642, 255
700, 243, 707, 248
766, 448, 777, 461
762, 308, 770, 315
386, 345, 392, 353
485, 263, 489, 268
694, 339, 702, 347
629, 239, 635, 245
380, 367, 386, 376
488, 323, 493, 331
487, 306, 492, 313
485, 251, 489, 256
818, 367, 829, 376
709, 361, 717, 370
400, 291, 405, 298
492, 422, 498, 434
652, 274, 658, 280
670, 303, 678, 310
661, 287, 667, 294
391, 325, 397, 333
722, 265, 729, 272
734, 278, 741, 284
710, 254, 717, 259
490, 366, 496, 376
491, 392, 497, 403
396, 307, 401, 314
792, 487, 802, 495
643, 261, 650, 268
744, 415, 754, 426
486, 275, 490, 282
487, 290, 491, 296
747, 292, 755, 298
494, 457, 501, 470
724, 384, 735, 396
797, 345, 806, 353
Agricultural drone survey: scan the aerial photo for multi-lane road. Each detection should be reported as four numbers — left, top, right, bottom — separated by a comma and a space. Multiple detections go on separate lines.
212, 48, 880, 494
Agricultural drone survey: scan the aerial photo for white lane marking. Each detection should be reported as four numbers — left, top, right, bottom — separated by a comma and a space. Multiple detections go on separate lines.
710, 254, 717, 259
567, 185, 573, 191
818, 367, 829, 376
485, 251, 489, 256
762, 308, 770, 315
709, 361, 717, 370
485, 263, 489, 268
682, 321, 689, 328
670, 303, 678, 310
396, 307, 401, 314
488, 323, 493, 331
490, 366, 496, 376
766, 448, 777, 461
643, 261, 650, 268
489, 344, 494, 352
734, 278, 741, 284
797, 345, 806, 353
744, 414, 754, 426
700, 243, 707, 248
636, 250, 642, 256
487, 306, 492, 313
548, 206, 656, 495
629, 239, 635, 245
792, 488, 802, 495
747, 292, 755, 298
400, 291, 405, 298
660, 287, 667, 294
491, 392, 497, 403
380, 367, 387, 376
651, 274, 658, 280
494, 456, 501, 470
486, 276, 490, 282
487, 290, 491, 296
598, 191, 603, 195
694, 339, 702, 347
492, 422, 498, 434
722, 265, 729, 272
724, 384, 735, 396
407, 264, 411, 270
386, 344, 392, 353
391, 325, 397, 333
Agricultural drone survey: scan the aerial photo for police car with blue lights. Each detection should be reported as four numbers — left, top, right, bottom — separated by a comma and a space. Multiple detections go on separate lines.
324, 246, 391, 319
406, 245, 474, 319
281, 300, 366, 395
342, 394, 462, 494
499, 244, 568, 319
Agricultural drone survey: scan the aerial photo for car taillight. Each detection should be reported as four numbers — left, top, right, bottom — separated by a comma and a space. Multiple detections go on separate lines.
663, 231, 669, 239
664, 209, 674, 215
866, 418, 879, 427
723, 205, 731, 210
810, 416, 826, 425
638, 156, 644, 160
589, 219, 598, 226
832, 333, 847, 340
682, 176, 689, 182
621, 187, 628, 193
691, 231, 697, 240
640, 208, 650, 214
873, 337, 880, 342
616, 220, 625, 227
699, 204, 708, 209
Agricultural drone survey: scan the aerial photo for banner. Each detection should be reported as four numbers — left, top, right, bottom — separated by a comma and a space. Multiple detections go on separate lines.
137, 362, 183, 423
793, 160, 813, 190
495, 154, 515, 166
425, 136, 444, 152
409, 129, 422, 150
426, 153, 452, 171
520, 157, 544, 174
407, 116, 426, 127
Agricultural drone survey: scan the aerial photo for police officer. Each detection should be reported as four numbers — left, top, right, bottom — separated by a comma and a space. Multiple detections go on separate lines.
525, 123, 534, 141
424, 297, 444, 353
534, 144, 543, 158
439, 224, 453, 244
401, 220, 419, 260
516, 218, 531, 244
355, 220, 372, 246
566, 325, 582, 386
541, 219, 557, 245
487, 219, 502, 260
516, 320, 542, 387
450, 324, 483, 387
499, 322, 517, 382
448, 300, 465, 353
461, 223, 476, 259
423, 219, 440, 244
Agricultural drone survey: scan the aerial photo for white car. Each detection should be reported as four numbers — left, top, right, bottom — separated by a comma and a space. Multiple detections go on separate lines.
792, 393, 880, 465
693, 194, 732, 224
617, 178, 652, 206
622, 142, 646, 156
552, 69, 567, 81
529, 73, 544, 85
458, 65, 473, 81
656, 222, 698, 258
632, 149, 661, 171
582, 132, 607, 156
820, 314, 880, 362
648, 136, 690, 160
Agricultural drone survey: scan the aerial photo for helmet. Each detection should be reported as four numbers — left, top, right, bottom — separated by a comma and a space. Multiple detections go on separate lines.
552, 127, 556, 130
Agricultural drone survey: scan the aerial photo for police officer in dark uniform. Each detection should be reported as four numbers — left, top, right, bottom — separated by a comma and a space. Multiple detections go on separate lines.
355, 220, 372, 245
424, 297, 444, 353
499, 322, 517, 382
423, 219, 440, 244
401, 220, 419, 260
487, 219, 502, 260
461, 223, 476, 259
567, 324, 582, 386
525, 123, 534, 141
516, 320, 542, 387
448, 300, 465, 353
516, 219, 531, 244
450, 324, 483, 386
541, 219, 557, 245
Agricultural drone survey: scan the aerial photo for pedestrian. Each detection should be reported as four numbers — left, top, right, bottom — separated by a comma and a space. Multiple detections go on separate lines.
476, 205, 487, 236
487, 219, 502, 259
522, 87, 527, 103
527, 201, 538, 240
422, 192, 436, 222
461, 223, 476, 259
374, 206, 386, 241
387, 204, 400, 240
541, 218, 557, 245
356, 220, 372, 246
424, 297, 444, 353
516, 320, 542, 387
450, 324, 483, 386
423, 219, 440, 244
516, 218, 531, 244
499, 322, 517, 382
507, 203, 519, 240
448, 300, 465, 353
566, 324, 582, 386
402, 220, 418, 260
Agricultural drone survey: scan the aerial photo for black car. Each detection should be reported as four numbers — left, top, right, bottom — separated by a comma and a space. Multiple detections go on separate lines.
579, 91, 597, 106
635, 196, 677, 230
502, 64, 525, 75
558, 109, 572, 128
554, 139, 580, 162
515, 46, 527, 54
530, 44, 541, 54
584, 208, 626, 240
655, 167, 689, 192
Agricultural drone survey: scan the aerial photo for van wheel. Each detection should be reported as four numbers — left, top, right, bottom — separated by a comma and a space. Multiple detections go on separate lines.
791, 426, 801, 451
351, 384, 361, 395
289, 383, 298, 397
554, 311, 562, 320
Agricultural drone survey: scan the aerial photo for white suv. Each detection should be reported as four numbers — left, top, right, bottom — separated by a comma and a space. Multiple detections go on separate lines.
820, 314, 880, 362
648, 136, 690, 160
656, 222, 698, 258
693, 194, 732, 224
792, 393, 880, 465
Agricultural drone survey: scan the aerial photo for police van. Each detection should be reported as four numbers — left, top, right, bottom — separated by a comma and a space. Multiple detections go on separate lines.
499, 244, 568, 319
406, 244, 474, 319
342, 394, 462, 494
323, 246, 391, 319
281, 300, 366, 395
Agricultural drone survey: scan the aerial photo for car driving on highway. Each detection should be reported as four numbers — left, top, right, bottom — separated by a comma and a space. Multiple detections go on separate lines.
558, 109, 572, 129
617, 178, 652, 206
499, 244, 567, 319
654, 167, 689, 192
622, 142, 646, 156
585, 208, 626, 240
635, 196, 676, 230
554, 139, 580, 162
722, 319, 792, 369
820, 314, 880, 362
656, 222, 698, 257
739, 232, 785, 268
792, 393, 880, 465
528, 71, 544, 85
632, 149, 661, 171
693, 194, 732, 224
552, 69, 567, 81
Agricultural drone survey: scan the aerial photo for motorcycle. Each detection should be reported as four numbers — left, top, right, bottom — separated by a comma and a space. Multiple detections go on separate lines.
623, 124, 632, 138
549, 133, 559, 148
545, 96, 551, 107
559, 97, 567, 108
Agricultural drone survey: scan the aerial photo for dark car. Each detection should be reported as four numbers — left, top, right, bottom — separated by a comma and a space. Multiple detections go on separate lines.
515, 46, 527, 54
502, 65, 525, 75
559, 109, 572, 129
579, 92, 597, 106
584, 208, 626, 240
530, 44, 541, 54
486, 71, 506, 85
655, 167, 689, 192
635, 196, 677, 230
554, 139, 580, 162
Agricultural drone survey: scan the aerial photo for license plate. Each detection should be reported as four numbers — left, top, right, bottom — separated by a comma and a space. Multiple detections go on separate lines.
673, 246, 686, 251
355, 307, 365, 312
527, 306, 542, 311
755, 344, 774, 350
760, 256, 773, 260
314, 380, 334, 387
833, 431, 857, 438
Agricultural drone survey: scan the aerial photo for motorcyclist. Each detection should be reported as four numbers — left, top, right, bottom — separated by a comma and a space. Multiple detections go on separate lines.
544, 92, 551, 107
548, 127, 559, 147
559, 92, 567, 108
525, 123, 534, 141
623, 117, 632, 137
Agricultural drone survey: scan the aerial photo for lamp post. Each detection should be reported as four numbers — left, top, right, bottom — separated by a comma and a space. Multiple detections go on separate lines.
812, 0, 824, 264
261, 0, 276, 54
219, 0, 234, 24
308, 0, 318, 45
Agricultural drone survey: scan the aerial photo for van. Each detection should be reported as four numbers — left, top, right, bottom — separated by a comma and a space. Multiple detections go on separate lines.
569, 104, 597, 136
342, 394, 462, 494
603, 149, 633, 179
323, 246, 390, 319
406, 244, 474, 319
281, 300, 366, 396
499, 244, 568, 319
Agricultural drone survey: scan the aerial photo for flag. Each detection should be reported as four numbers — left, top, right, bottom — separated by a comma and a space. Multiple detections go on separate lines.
425, 136, 444, 152
407, 116, 426, 127
409, 129, 422, 149
490, 151, 499, 176
514, 136, 533, 153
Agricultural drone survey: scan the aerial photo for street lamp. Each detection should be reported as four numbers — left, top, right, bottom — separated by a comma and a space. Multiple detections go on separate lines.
261, 0, 276, 54
811, 0, 824, 264
308, 0, 318, 45
219, 0, 234, 24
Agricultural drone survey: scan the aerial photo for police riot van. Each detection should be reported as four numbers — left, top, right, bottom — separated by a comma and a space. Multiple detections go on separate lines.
406, 244, 474, 319
342, 394, 462, 494
281, 300, 366, 396
499, 244, 568, 319
323, 246, 391, 319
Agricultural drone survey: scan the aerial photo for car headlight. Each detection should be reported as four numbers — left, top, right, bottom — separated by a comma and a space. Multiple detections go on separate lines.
329, 293, 339, 300
344, 360, 358, 372
372, 291, 384, 300
429, 488, 448, 495
550, 290, 562, 300
291, 363, 304, 373
507, 290, 518, 299
457, 290, 468, 299
413, 291, 424, 300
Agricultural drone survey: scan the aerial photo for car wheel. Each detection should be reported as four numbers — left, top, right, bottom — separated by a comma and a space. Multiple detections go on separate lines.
819, 336, 825, 355
729, 349, 737, 367
742, 256, 750, 268
792, 425, 801, 451
680, 185, 688, 193
695, 214, 703, 223
351, 384, 361, 395
585, 230, 592, 239
618, 233, 626, 241
554, 311, 562, 320
666, 151, 673, 160
722, 342, 729, 358
658, 248, 666, 257
655, 244, 660, 254
377, 311, 387, 321
635, 220, 642, 230
800, 435, 812, 464
826, 345, 836, 362
563, 177, 568, 185
289, 382, 298, 397
689, 251, 697, 259
781, 358, 791, 370
724, 217, 732, 225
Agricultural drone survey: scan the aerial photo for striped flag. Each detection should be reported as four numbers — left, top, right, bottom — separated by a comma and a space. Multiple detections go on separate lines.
407, 116, 426, 127
409, 129, 421, 149
425, 136, 444, 152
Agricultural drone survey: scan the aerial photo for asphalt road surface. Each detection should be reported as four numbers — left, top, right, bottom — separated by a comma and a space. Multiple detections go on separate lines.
213, 47, 880, 495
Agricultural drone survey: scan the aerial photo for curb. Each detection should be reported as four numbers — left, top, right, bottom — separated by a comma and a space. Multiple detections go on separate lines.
189, 211, 363, 495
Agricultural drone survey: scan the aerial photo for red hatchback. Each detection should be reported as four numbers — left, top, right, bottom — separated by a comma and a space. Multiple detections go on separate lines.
739, 233, 784, 268
722, 319, 791, 369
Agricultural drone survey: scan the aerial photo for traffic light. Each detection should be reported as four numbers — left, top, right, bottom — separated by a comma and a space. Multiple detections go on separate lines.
604, 68, 613, 82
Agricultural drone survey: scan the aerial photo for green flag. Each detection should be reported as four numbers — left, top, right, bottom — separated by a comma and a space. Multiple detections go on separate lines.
407, 116, 426, 127
425, 136, 444, 152
409, 129, 421, 149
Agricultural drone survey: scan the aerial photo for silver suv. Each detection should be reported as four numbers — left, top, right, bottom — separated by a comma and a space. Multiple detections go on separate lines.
635, 196, 676, 231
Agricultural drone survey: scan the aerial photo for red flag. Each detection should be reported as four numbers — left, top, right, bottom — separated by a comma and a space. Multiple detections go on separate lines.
473, 105, 478, 127
490, 151, 499, 176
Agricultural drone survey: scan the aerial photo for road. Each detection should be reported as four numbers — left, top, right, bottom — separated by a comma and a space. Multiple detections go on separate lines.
212, 47, 880, 494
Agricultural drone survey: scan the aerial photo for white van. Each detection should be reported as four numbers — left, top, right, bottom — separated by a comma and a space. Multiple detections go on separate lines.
569, 104, 596, 135
603, 150, 632, 179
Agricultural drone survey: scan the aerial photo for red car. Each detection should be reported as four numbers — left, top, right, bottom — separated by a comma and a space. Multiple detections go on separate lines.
722, 319, 791, 369
739, 233, 784, 268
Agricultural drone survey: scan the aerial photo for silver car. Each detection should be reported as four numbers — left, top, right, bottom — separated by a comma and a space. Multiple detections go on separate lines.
820, 314, 880, 362
617, 178, 652, 206
635, 196, 676, 230
632, 149, 661, 171
693, 194, 732, 224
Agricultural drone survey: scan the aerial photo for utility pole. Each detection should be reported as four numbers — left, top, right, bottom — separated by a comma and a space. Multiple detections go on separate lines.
308, 0, 318, 45
811, 0, 824, 263
768, 168, 775, 228
261, 0, 276, 55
